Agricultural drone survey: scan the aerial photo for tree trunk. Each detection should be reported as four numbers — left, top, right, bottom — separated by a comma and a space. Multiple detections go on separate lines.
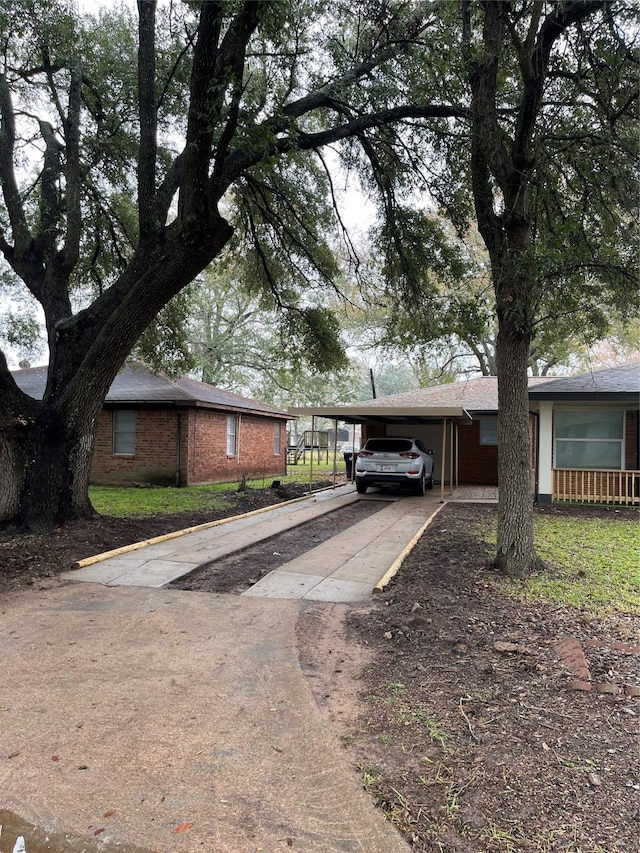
494, 319, 537, 578
2, 399, 99, 534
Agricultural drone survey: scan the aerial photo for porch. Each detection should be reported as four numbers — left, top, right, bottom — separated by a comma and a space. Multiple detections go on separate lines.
553, 468, 640, 507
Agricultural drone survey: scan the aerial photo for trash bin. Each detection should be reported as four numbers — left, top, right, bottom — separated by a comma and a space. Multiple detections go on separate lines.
343, 452, 354, 479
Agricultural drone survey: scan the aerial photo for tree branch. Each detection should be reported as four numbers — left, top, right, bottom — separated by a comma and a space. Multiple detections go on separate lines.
137, 0, 159, 240
62, 61, 82, 272
0, 73, 33, 258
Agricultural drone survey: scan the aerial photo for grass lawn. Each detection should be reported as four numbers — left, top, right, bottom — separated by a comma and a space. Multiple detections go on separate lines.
89, 459, 346, 518
478, 511, 640, 617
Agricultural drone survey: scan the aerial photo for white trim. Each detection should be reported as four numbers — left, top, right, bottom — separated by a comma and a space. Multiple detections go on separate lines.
538, 401, 553, 496
226, 414, 237, 456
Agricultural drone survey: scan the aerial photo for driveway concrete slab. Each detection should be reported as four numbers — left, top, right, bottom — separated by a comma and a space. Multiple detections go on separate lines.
62, 487, 361, 588
109, 560, 201, 587
303, 578, 374, 603
242, 570, 325, 599
0, 584, 409, 853
243, 495, 441, 602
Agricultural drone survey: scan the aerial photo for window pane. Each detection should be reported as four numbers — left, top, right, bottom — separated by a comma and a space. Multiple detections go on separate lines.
226, 415, 236, 456
555, 440, 622, 470
273, 422, 281, 455
365, 438, 413, 452
555, 410, 623, 440
479, 418, 498, 446
113, 410, 136, 454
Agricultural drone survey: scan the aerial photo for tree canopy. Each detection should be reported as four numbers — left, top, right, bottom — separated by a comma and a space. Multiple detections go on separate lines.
0, 0, 636, 579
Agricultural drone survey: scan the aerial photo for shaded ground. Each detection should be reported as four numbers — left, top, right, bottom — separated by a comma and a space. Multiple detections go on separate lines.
1, 493, 638, 852
301, 503, 640, 853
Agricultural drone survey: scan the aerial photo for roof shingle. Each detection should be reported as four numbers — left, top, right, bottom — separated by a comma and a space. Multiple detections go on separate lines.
12, 363, 290, 418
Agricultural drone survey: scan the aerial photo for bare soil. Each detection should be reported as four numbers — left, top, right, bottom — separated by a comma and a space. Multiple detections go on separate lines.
1, 492, 638, 853
168, 496, 391, 594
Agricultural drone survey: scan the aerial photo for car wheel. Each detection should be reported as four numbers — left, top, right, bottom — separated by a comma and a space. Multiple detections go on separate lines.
414, 472, 426, 496
356, 481, 368, 494
426, 473, 434, 489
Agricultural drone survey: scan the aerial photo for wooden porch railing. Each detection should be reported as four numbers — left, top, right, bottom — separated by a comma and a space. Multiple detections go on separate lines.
553, 469, 640, 506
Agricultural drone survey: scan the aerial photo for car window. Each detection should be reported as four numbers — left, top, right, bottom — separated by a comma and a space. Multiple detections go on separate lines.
364, 438, 413, 453
415, 439, 427, 453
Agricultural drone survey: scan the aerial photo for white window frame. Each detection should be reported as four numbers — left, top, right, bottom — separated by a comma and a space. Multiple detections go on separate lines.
273, 422, 281, 455
553, 408, 625, 470
226, 414, 237, 456
113, 410, 136, 455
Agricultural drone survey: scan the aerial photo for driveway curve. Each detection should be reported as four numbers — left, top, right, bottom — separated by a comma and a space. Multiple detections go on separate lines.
0, 583, 408, 852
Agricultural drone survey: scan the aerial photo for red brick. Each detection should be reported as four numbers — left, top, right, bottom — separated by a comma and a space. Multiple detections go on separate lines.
567, 679, 592, 692
91, 407, 287, 487
556, 637, 591, 681
593, 682, 622, 696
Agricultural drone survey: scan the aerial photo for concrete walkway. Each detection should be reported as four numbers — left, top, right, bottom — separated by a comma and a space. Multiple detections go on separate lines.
1, 487, 497, 852
62, 485, 445, 602
0, 585, 409, 853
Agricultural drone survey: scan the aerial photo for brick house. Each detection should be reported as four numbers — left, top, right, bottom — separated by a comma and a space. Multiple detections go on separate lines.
291, 362, 640, 506
14, 363, 291, 487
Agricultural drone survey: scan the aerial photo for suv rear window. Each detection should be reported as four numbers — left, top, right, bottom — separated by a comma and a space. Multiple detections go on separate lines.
364, 438, 413, 452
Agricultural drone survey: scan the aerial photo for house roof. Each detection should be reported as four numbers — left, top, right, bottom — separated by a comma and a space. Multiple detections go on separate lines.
528, 361, 640, 401
290, 375, 550, 424
290, 363, 639, 424
13, 364, 291, 420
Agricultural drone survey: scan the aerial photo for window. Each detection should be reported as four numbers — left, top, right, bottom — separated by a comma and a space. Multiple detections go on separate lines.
113, 410, 136, 455
479, 418, 498, 446
273, 422, 281, 455
226, 414, 237, 456
554, 410, 624, 470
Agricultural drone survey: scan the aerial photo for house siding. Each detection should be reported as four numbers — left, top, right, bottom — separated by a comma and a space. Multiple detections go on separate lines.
91, 406, 287, 486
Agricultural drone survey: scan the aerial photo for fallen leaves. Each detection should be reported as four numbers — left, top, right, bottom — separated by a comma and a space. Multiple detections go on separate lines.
172, 822, 193, 834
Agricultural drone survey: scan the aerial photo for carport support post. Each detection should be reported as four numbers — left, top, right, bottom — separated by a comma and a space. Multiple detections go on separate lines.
450, 419, 455, 492
332, 418, 338, 487
309, 415, 315, 493
440, 418, 447, 502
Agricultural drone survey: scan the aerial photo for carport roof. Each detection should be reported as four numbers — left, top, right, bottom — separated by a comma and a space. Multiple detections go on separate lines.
290, 375, 551, 423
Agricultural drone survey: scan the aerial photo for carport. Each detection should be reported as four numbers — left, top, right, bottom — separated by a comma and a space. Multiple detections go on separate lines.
288, 403, 473, 502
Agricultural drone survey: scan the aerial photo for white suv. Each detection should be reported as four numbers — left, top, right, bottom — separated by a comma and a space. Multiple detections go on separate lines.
355, 437, 435, 495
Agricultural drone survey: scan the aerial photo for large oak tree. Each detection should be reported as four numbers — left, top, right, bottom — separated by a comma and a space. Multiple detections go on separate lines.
0, 1, 636, 581
0, 0, 460, 532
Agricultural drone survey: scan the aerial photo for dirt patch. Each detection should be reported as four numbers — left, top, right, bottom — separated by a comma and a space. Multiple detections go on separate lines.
168, 498, 391, 594
2, 493, 638, 852
299, 503, 640, 852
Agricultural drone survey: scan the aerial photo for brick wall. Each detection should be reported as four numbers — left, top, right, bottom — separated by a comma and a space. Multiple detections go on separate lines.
91, 408, 181, 485
91, 406, 288, 486
188, 409, 287, 484
458, 420, 499, 484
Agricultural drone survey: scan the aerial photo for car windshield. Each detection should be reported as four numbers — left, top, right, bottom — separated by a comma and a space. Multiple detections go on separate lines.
364, 439, 414, 453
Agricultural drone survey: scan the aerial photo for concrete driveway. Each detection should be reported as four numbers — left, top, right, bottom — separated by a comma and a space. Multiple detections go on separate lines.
61, 486, 444, 603
0, 583, 409, 852
1, 487, 462, 852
